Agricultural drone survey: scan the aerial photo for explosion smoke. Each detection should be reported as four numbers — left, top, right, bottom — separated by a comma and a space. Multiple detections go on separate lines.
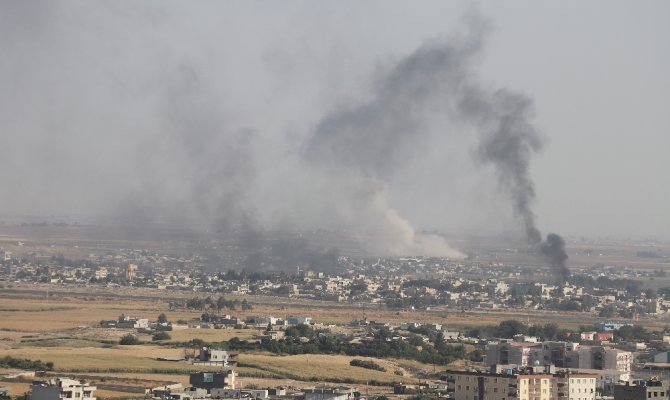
0, 3, 572, 275
305, 13, 569, 278
540, 233, 569, 283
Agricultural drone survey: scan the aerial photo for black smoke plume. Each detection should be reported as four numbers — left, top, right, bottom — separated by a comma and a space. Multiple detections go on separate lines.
540, 233, 569, 283
304, 13, 570, 277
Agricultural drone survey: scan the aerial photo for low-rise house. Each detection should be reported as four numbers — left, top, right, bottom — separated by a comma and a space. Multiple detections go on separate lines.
245, 316, 278, 328
32, 378, 96, 400
190, 370, 236, 392
102, 315, 149, 329
211, 388, 268, 399
193, 348, 238, 367
303, 386, 356, 400
258, 330, 285, 341
287, 316, 312, 325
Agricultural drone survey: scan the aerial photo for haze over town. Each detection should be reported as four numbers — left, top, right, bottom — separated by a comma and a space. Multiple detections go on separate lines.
2, 3, 670, 400
1, 0, 668, 248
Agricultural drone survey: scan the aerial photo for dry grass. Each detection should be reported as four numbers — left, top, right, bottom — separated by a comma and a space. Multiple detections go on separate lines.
0, 345, 218, 373
167, 328, 255, 343
0, 381, 30, 397
239, 353, 414, 384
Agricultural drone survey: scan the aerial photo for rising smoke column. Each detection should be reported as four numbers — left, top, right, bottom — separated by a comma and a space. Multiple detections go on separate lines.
540, 233, 569, 283
302, 27, 489, 257
460, 86, 570, 282
303, 13, 569, 279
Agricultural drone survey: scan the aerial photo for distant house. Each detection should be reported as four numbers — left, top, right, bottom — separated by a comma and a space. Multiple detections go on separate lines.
213, 315, 243, 328
211, 388, 268, 399
101, 315, 148, 329
116, 316, 149, 329
245, 316, 278, 328
595, 322, 632, 331
258, 330, 285, 341
287, 316, 312, 325
595, 332, 614, 342
193, 348, 238, 367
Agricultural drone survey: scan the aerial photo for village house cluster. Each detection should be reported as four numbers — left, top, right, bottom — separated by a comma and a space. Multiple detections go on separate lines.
2, 247, 670, 319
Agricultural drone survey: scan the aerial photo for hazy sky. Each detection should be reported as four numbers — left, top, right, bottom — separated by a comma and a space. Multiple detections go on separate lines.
1, 1, 668, 242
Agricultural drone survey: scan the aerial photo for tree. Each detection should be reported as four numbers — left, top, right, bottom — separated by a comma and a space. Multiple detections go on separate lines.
189, 338, 207, 348
157, 313, 168, 324
495, 320, 527, 338
119, 334, 140, 345
152, 332, 171, 341
599, 305, 617, 318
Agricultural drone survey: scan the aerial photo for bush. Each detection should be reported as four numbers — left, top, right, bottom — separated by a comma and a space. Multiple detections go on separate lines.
349, 359, 386, 372
152, 332, 171, 341
0, 356, 54, 371
119, 334, 140, 345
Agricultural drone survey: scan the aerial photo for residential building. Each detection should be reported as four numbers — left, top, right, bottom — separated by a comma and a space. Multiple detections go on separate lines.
287, 316, 312, 325
595, 322, 632, 332
189, 370, 236, 392
193, 348, 238, 367
303, 386, 356, 400
445, 367, 597, 400
614, 380, 669, 400
554, 372, 597, 400
210, 388, 268, 399
485, 342, 543, 366
447, 368, 554, 400
486, 342, 631, 375
31, 378, 96, 400
655, 353, 670, 363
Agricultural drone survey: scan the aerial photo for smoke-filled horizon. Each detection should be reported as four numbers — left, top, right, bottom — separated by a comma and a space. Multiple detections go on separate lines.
1, 1, 668, 256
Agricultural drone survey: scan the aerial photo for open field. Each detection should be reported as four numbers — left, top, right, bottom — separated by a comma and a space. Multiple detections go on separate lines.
4, 284, 670, 333
1, 342, 425, 385
1, 345, 214, 373
239, 353, 417, 384
166, 328, 256, 343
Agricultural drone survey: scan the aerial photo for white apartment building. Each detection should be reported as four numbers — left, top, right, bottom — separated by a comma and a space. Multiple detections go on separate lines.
446, 369, 598, 400
554, 373, 597, 400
